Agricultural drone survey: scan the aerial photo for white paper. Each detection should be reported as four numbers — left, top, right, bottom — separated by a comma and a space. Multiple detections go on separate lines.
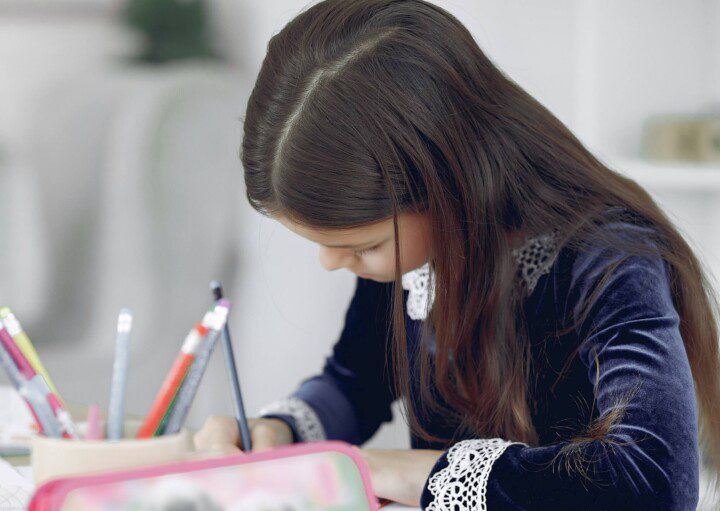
0, 460, 28, 489
0, 458, 33, 511
0, 387, 34, 454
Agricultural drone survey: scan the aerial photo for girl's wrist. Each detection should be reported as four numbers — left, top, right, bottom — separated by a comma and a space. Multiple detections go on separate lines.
360, 449, 443, 507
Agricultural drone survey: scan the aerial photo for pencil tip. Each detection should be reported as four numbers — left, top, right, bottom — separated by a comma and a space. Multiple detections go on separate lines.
210, 280, 223, 300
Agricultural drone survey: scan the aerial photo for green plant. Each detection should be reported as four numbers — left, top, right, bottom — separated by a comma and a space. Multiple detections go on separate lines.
124, 0, 219, 63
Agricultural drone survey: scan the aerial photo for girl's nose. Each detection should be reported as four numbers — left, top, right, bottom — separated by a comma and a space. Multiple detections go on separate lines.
318, 246, 354, 271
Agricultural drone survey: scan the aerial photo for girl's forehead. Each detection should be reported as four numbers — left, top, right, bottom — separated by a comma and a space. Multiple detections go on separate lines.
274, 214, 393, 246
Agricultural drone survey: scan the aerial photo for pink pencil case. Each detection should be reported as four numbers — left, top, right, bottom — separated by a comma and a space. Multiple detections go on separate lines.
29, 440, 380, 510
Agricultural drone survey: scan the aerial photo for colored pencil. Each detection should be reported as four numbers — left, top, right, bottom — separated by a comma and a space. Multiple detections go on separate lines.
0, 307, 61, 400
23, 376, 63, 438
0, 324, 78, 438
0, 339, 49, 434
136, 322, 209, 438
0, 324, 35, 378
163, 301, 231, 435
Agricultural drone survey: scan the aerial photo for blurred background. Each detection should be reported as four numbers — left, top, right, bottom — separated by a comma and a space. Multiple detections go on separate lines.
0, 0, 719, 505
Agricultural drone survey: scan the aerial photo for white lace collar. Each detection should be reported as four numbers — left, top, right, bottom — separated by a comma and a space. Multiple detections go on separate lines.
401, 230, 560, 321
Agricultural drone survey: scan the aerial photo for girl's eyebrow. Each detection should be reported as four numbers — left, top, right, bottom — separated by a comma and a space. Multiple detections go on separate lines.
324, 241, 376, 249
324, 237, 387, 249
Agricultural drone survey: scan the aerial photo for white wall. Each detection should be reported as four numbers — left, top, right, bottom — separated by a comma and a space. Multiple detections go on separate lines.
0, 9, 136, 150
208, 0, 720, 156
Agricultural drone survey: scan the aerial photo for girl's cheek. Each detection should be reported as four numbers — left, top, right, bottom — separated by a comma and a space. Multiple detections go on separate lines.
361, 252, 394, 279
364, 244, 418, 281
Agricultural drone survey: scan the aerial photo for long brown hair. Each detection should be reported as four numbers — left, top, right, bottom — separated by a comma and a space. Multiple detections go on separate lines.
241, 0, 720, 476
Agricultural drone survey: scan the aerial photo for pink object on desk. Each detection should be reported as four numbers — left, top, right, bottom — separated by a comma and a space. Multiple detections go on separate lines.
29, 441, 381, 511
85, 405, 103, 440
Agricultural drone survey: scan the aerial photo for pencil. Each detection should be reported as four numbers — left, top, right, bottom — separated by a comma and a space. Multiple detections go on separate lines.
154, 386, 181, 436
0, 324, 35, 378
163, 301, 231, 435
155, 306, 225, 435
0, 324, 78, 438
136, 322, 209, 438
23, 376, 64, 438
210, 281, 252, 451
108, 309, 132, 440
0, 338, 46, 434
0, 307, 61, 401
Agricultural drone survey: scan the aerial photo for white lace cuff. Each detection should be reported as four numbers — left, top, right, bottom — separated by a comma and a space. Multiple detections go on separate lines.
257, 397, 326, 442
425, 438, 526, 511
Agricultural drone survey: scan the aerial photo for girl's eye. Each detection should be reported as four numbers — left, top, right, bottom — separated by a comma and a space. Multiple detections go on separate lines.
355, 244, 380, 257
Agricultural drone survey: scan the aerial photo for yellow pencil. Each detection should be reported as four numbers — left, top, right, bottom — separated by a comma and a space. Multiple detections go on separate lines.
0, 307, 62, 403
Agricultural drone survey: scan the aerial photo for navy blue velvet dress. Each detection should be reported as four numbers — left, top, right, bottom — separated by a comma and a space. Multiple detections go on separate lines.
260, 222, 700, 510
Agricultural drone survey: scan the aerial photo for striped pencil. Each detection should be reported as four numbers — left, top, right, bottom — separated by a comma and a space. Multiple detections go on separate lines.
0, 324, 78, 438
0, 338, 48, 434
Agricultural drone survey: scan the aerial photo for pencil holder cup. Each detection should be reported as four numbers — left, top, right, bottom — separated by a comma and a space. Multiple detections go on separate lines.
30, 419, 193, 484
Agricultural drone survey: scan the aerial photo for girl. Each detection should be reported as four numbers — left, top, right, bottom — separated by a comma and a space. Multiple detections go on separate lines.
194, 0, 720, 509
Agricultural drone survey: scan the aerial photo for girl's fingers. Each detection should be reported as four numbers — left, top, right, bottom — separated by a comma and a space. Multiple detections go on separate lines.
251, 423, 279, 451
194, 415, 239, 451
209, 442, 242, 456
195, 416, 292, 453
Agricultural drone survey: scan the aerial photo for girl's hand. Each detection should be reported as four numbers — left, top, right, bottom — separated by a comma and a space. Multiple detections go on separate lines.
193, 415, 294, 454
360, 449, 444, 507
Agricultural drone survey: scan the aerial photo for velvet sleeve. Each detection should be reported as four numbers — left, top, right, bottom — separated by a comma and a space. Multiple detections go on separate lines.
259, 277, 397, 445
420, 244, 700, 510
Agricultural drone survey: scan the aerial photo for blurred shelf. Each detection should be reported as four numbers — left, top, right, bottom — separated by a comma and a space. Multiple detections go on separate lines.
612, 158, 720, 192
